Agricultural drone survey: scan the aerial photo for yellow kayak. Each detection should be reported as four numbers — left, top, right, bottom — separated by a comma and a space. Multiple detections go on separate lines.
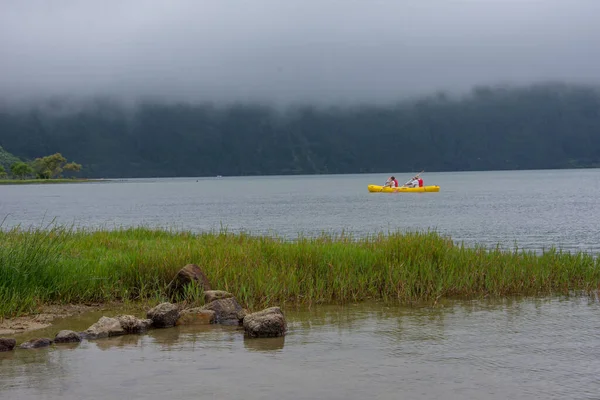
368, 184, 440, 193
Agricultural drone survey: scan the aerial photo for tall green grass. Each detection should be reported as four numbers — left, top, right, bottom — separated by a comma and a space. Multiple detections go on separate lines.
1, 226, 599, 318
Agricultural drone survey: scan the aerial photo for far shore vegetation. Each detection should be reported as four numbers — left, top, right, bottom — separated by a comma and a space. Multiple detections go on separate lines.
2, 83, 600, 179
1, 226, 599, 320
0, 148, 84, 184
0, 178, 94, 185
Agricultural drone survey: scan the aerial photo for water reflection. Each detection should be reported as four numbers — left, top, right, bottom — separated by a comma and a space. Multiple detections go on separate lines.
52, 342, 80, 351
0, 347, 55, 393
93, 334, 142, 350
243, 336, 285, 353
0, 350, 15, 362
1, 296, 599, 400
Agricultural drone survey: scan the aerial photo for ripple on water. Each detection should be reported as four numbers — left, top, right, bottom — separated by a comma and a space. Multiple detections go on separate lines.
2, 170, 600, 253
1, 297, 600, 399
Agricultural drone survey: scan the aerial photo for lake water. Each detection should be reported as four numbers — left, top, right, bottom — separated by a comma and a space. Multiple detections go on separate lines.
2, 169, 600, 399
1, 169, 600, 252
1, 298, 599, 400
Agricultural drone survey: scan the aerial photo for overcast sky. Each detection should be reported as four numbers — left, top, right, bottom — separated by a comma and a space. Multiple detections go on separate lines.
1, 0, 599, 104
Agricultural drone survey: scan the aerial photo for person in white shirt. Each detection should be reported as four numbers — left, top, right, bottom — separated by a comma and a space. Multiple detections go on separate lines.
406, 178, 419, 188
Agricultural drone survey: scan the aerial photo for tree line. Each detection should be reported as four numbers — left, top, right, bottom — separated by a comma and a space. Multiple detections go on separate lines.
0, 150, 81, 180
0, 82, 599, 178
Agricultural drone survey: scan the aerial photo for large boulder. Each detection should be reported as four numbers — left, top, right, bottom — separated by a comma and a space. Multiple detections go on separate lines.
116, 315, 153, 333
85, 316, 126, 339
166, 264, 211, 300
201, 297, 246, 325
19, 338, 53, 349
0, 338, 16, 352
204, 290, 233, 304
147, 302, 180, 328
54, 330, 82, 343
176, 308, 216, 325
243, 307, 287, 338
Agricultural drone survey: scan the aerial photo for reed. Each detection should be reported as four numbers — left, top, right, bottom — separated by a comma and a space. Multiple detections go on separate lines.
1, 226, 599, 318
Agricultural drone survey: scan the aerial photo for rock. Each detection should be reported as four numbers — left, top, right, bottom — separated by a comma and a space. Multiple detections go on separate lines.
19, 338, 53, 349
78, 331, 89, 340
176, 308, 216, 325
147, 302, 180, 328
85, 316, 126, 339
116, 315, 153, 333
166, 264, 211, 299
202, 297, 246, 325
203, 290, 233, 304
54, 330, 82, 343
0, 338, 16, 352
243, 307, 287, 338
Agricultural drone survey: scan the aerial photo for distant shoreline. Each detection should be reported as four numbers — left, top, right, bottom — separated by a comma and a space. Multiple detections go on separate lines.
0, 178, 108, 185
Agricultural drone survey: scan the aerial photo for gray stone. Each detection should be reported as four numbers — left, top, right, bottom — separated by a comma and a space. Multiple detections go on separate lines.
85, 316, 126, 339
202, 297, 246, 325
203, 290, 233, 304
0, 338, 16, 352
243, 307, 287, 338
116, 315, 153, 333
166, 264, 212, 300
19, 338, 53, 349
54, 330, 82, 343
147, 302, 180, 328
176, 308, 216, 325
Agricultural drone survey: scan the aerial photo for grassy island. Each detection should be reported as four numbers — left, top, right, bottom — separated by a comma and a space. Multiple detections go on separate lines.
1, 227, 599, 319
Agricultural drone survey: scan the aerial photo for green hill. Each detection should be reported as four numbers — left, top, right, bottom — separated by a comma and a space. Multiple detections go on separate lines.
0, 145, 21, 170
0, 82, 599, 178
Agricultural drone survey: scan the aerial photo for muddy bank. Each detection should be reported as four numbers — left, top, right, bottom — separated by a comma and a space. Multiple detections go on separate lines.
0, 263, 278, 338
0, 303, 129, 336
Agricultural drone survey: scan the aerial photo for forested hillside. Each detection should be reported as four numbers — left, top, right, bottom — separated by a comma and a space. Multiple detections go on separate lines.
1, 83, 599, 178
0, 146, 21, 170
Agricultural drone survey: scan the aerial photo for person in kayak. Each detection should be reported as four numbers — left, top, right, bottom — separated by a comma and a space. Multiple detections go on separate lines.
418, 177, 424, 187
384, 176, 399, 188
405, 177, 419, 188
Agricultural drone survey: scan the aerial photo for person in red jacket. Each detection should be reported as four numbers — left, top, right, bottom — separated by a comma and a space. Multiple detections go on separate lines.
384, 176, 398, 188
418, 177, 424, 187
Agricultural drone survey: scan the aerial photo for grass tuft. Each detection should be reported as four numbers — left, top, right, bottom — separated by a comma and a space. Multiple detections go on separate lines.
1, 227, 599, 318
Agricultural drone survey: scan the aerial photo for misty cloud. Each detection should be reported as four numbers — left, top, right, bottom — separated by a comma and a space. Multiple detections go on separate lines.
1, 0, 600, 104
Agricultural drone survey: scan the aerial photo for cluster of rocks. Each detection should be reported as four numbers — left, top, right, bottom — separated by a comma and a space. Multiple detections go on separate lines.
1, 330, 84, 352
0, 264, 286, 353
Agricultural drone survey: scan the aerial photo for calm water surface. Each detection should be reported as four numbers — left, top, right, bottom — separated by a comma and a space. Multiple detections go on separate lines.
1, 169, 600, 252
3, 170, 599, 399
1, 298, 599, 400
